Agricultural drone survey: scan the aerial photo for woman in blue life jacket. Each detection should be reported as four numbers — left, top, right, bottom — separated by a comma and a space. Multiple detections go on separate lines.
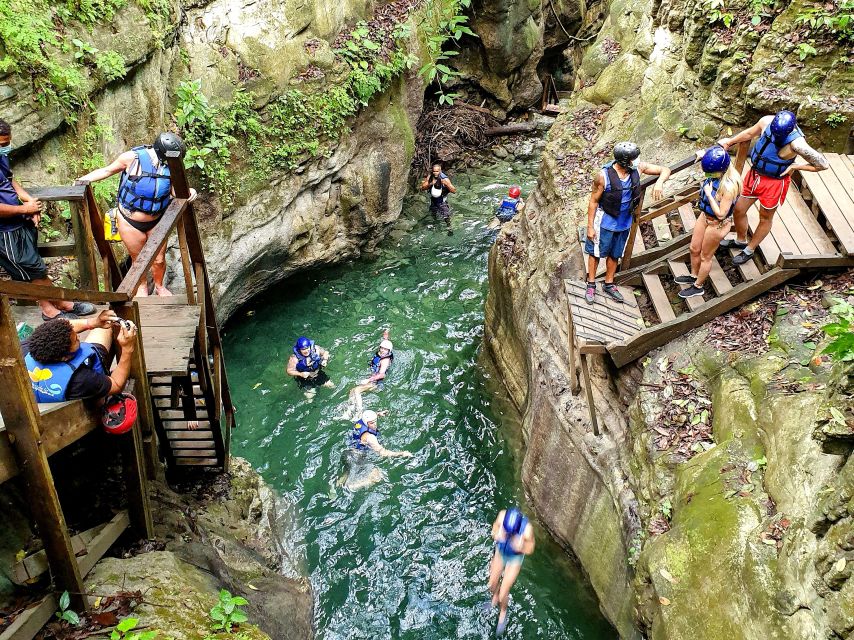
78, 133, 198, 298
286, 336, 333, 401
487, 186, 525, 230
336, 409, 413, 492
420, 162, 457, 235
675, 146, 744, 300
716, 111, 828, 267
487, 508, 535, 636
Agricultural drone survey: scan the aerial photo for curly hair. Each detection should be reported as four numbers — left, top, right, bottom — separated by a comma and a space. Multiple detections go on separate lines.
28, 319, 74, 363
0, 120, 10, 137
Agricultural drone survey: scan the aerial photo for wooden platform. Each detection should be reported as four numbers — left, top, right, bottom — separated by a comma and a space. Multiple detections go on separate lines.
571, 154, 854, 367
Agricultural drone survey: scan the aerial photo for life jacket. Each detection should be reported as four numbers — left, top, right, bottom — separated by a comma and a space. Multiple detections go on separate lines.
599, 162, 640, 219
117, 146, 173, 215
698, 176, 737, 219
430, 173, 449, 205
496, 515, 529, 557
25, 342, 106, 403
370, 350, 394, 375
496, 197, 520, 222
293, 342, 322, 373
749, 125, 804, 178
351, 419, 379, 450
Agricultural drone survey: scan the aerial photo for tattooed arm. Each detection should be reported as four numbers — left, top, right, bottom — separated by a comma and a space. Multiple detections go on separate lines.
784, 137, 829, 175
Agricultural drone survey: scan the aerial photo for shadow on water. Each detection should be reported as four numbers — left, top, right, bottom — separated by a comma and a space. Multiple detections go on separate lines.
222, 156, 616, 639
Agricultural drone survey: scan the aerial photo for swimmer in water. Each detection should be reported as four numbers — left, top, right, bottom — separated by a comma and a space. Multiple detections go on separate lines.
286, 336, 333, 401
420, 162, 457, 236
487, 507, 535, 636
337, 409, 413, 491
345, 330, 394, 403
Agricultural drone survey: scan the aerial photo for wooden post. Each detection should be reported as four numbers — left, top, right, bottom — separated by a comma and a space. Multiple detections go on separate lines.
114, 302, 159, 478
69, 200, 99, 291
0, 296, 87, 610
621, 185, 646, 270
734, 140, 749, 173
78, 183, 123, 289
580, 353, 600, 436
565, 296, 580, 394
176, 221, 196, 304
118, 379, 153, 539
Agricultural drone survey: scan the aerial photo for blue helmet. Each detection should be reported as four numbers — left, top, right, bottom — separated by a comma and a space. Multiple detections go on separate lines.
295, 336, 311, 350
770, 111, 796, 143
503, 508, 524, 536
701, 146, 730, 174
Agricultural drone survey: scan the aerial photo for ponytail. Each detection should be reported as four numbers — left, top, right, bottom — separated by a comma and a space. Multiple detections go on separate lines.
717, 165, 742, 202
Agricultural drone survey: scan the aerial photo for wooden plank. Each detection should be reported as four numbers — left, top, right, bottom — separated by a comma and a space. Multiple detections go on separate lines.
174, 457, 219, 466
163, 421, 211, 430
166, 430, 214, 440
79, 183, 123, 290
565, 295, 580, 394
729, 247, 763, 282
678, 203, 696, 234
609, 268, 799, 367
775, 199, 819, 255
777, 254, 854, 269
37, 240, 77, 258
0, 296, 86, 610
580, 354, 599, 437
28, 186, 86, 202
800, 168, 854, 254
69, 200, 99, 291
616, 237, 692, 279
133, 295, 190, 305
170, 440, 216, 449
77, 511, 130, 576
172, 448, 217, 457
668, 261, 704, 311
569, 299, 641, 333
784, 188, 837, 254
641, 274, 676, 322
824, 155, 854, 211
746, 204, 780, 266
567, 282, 642, 321
652, 215, 673, 245
640, 189, 700, 223
119, 378, 153, 539
0, 594, 57, 640
12, 534, 86, 584
0, 280, 129, 304
707, 257, 733, 296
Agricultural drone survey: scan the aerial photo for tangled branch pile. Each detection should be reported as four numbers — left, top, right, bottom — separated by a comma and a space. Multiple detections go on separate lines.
413, 105, 498, 175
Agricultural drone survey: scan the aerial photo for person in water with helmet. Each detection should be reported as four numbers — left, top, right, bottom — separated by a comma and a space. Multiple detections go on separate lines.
716, 110, 828, 266
675, 146, 744, 300
286, 336, 333, 400
585, 142, 671, 304
23, 310, 138, 402
488, 186, 525, 229
337, 409, 413, 491
420, 162, 457, 235
487, 507, 535, 636
78, 133, 198, 297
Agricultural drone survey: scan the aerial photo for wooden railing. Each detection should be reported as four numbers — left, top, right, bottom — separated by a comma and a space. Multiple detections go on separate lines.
620, 141, 749, 270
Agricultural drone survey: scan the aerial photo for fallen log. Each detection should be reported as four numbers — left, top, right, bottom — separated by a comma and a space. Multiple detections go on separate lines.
485, 123, 538, 137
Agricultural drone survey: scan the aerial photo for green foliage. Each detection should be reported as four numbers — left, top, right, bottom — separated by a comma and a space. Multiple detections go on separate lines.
55, 591, 81, 626
417, 0, 476, 105
111, 617, 157, 640
796, 0, 854, 42
796, 41, 818, 60
659, 498, 673, 520
826, 112, 848, 128
822, 298, 854, 362
57, 0, 127, 25
94, 50, 127, 81
208, 589, 249, 634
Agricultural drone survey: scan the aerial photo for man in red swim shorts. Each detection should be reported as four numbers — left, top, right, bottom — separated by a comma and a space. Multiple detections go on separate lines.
717, 110, 828, 266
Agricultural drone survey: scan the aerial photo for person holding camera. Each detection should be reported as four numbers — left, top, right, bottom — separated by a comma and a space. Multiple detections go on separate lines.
24, 309, 138, 402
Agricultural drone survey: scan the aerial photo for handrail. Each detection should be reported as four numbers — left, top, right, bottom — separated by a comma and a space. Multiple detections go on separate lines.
28, 185, 87, 202
0, 280, 130, 303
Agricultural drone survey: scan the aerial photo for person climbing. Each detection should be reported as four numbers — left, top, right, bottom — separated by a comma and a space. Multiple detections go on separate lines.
487, 507, 535, 636
337, 409, 412, 491
77, 132, 198, 297
0, 119, 97, 320
488, 186, 525, 229
676, 146, 744, 299
585, 142, 671, 304
716, 110, 828, 266
23, 309, 138, 402
420, 162, 457, 236
286, 336, 333, 400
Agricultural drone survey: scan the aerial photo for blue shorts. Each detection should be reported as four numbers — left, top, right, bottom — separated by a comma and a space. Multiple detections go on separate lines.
496, 545, 525, 567
585, 226, 630, 260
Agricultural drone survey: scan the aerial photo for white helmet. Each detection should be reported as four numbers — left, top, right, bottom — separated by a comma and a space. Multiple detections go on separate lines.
380, 339, 393, 351
362, 410, 378, 423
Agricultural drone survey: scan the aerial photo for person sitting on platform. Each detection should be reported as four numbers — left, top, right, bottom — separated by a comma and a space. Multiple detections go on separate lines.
77, 133, 197, 298
0, 119, 97, 320
24, 310, 138, 402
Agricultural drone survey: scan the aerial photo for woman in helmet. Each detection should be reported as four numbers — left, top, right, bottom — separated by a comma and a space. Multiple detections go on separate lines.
78, 133, 198, 297
286, 336, 333, 400
675, 146, 744, 299
487, 507, 535, 636
337, 409, 413, 491
494, 185, 525, 225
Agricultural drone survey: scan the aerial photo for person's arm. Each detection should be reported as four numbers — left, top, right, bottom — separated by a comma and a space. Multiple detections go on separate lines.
517, 524, 535, 555
785, 137, 829, 174
717, 117, 770, 151
586, 173, 605, 240
69, 310, 119, 334
107, 323, 137, 395
491, 511, 505, 541
367, 357, 391, 383
364, 433, 413, 458
420, 175, 431, 190
286, 355, 308, 379
442, 178, 457, 194
0, 200, 41, 217
77, 151, 135, 183
639, 162, 671, 201
12, 179, 34, 203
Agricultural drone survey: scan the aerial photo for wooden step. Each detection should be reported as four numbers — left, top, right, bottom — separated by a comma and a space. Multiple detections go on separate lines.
165, 430, 214, 440
151, 385, 202, 398
162, 420, 211, 430
707, 257, 733, 296
668, 261, 704, 311
677, 203, 696, 234
728, 248, 762, 281
652, 214, 673, 245
641, 273, 676, 322
158, 409, 208, 420
170, 440, 216, 449
172, 449, 217, 457
134, 295, 189, 305
174, 458, 220, 466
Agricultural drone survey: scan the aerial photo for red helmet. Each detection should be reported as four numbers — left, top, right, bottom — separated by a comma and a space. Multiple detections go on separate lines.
508, 186, 521, 199
101, 393, 138, 435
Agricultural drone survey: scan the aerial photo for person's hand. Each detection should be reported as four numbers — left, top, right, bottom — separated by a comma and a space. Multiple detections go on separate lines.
703, 184, 714, 198
95, 309, 119, 329
717, 137, 731, 150
320, 358, 328, 367
21, 199, 43, 214
359, 378, 371, 385
188, 188, 198, 203
31, 213, 41, 226
116, 322, 137, 351
695, 149, 704, 162
652, 181, 664, 202
302, 372, 311, 379
586, 225, 595, 241
377, 410, 389, 417
398, 451, 414, 458
780, 165, 796, 178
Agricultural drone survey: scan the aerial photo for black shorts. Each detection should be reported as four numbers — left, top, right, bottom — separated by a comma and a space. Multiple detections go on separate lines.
0, 224, 47, 281
430, 201, 451, 220
296, 370, 330, 389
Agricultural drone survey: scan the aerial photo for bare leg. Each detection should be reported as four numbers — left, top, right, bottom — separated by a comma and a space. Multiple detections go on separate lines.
586, 254, 599, 282
695, 221, 731, 287
688, 215, 707, 277
83, 327, 113, 351
116, 214, 149, 297
32, 277, 64, 317
496, 561, 523, 630
746, 206, 776, 252
603, 256, 619, 284
730, 197, 754, 244
152, 242, 171, 296
487, 552, 504, 606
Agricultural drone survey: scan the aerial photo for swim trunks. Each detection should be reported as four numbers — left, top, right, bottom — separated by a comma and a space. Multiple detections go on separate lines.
742, 168, 790, 211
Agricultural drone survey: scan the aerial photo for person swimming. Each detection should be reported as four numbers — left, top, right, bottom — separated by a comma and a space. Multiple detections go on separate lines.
487, 507, 535, 636
336, 409, 413, 491
285, 336, 333, 401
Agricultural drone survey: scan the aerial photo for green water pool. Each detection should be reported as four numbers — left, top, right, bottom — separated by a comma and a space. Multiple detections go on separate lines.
222, 158, 615, 639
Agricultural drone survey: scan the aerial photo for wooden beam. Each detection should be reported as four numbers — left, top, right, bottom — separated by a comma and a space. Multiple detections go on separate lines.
565, 294, 580, 394
615, 241, 693, 284
0, 281, 129, 304
77, 182, 123, 289
580, 354, 600, 436
776, 253, 854, 269
0, 296, 86, 610
37, 240, 77, 258
28, 186, 86, 202
176, 220, 196, 304
119, 379, 153, 539
77, 511, 130, 576
69, 200, 99, 291
0, 594, 57, 640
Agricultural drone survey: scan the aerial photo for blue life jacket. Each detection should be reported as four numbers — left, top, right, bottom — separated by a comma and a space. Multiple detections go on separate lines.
117, 146, 173, 215
25, 342, 106, 403
496, 197, 520, 222
599, 162, 640, 230
749, 125, 803, 178
351, 419, 379, 450
293, 342, 322, 373
496, 515, 529, 557
370, 350, 394, 375
698, 176, 737, 219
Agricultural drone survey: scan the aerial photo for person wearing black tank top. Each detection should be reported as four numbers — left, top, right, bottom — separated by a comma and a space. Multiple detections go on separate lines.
420, 162, 457, 235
